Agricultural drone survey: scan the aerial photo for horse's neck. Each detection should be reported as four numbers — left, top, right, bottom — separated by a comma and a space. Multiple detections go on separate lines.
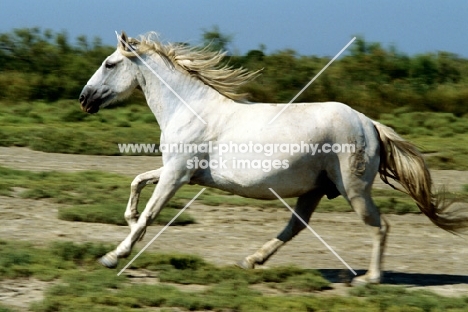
138, 57, 233, 133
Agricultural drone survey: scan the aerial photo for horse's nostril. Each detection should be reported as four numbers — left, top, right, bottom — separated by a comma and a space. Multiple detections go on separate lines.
79, 94, 86, 104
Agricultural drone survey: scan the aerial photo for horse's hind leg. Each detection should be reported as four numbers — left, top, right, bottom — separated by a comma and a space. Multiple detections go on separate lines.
237, 188, 324, 269
125, 168, 163, 237
348, 191, 389, 285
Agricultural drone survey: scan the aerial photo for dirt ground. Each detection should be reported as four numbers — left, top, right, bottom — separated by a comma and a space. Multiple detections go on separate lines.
1, 146, 468, 309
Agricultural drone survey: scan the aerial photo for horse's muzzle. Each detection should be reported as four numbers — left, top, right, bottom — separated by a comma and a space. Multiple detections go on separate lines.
79, 85, 112, 114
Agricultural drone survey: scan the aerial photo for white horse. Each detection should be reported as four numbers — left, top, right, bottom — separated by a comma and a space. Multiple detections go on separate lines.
79, 32, 467, 285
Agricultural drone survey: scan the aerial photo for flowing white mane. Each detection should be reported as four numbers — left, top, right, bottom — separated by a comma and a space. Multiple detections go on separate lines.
118, 32, 260, 101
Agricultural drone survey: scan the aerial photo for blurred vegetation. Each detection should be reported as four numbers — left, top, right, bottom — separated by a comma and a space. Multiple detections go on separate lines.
1, 27, 468, 115
0, 166, 194, 226
0, 28, 114, 102
233, 37, 468, 118
0, 99, 160, 156
0, 27, 467, 169
1, 240, 468, 311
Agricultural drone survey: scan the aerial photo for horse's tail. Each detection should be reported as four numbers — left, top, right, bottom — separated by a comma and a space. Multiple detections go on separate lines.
372, 121, 468, 234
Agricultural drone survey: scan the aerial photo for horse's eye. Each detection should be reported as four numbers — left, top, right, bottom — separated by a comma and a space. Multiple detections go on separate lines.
105, 62, 116, 69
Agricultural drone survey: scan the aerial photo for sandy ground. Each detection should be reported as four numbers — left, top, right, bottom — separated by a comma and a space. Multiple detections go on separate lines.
0, 147, 468, 310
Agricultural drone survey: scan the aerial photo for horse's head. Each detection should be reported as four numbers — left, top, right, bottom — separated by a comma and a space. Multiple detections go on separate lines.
80, 32, 139, 114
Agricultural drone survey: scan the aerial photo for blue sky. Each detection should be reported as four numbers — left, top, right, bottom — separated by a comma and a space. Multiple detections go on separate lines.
1, 0, 467, 57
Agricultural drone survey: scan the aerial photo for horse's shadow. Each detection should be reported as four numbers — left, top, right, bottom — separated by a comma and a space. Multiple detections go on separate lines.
318, 269, 468, 286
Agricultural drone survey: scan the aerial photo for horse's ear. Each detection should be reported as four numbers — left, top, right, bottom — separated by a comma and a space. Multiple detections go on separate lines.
117, 31, 129, 50
121, 31, 128, 44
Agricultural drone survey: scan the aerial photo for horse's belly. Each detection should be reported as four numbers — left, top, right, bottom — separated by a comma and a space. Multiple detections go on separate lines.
191, 160, 322, 199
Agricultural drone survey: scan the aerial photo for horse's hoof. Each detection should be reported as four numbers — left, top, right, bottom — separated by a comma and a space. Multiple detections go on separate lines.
235, 259, 255, 270
351, 274, 380, 286
98, 252, 118, 269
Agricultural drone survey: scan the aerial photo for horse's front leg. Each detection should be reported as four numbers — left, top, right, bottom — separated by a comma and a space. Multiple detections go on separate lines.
100, 166, 190, 268
125, 168, 163, 232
